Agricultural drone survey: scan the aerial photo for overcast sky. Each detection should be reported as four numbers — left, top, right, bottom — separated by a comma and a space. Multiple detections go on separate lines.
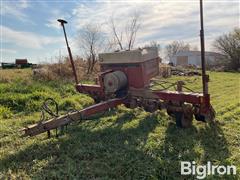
1, 0, 239, 63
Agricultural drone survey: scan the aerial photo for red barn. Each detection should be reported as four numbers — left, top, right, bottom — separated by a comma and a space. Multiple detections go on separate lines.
15, 59, 28, 65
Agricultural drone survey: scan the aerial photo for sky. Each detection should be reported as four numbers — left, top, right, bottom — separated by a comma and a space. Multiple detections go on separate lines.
1, 0, 239, 64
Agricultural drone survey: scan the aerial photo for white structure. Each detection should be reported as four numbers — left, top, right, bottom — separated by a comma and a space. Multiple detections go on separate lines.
99, 47, 158, 64
170, 51, 225, 67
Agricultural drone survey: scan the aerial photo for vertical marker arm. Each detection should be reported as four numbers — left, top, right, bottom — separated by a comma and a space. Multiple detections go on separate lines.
58, 19, 79, 85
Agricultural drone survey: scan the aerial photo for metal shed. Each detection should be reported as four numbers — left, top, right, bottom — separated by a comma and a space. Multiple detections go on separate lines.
170, 51, 225, 67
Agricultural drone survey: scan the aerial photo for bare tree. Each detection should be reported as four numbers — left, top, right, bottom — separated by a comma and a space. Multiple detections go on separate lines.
165, 41, 190, 61
125, 12, 141, 50
78, 24, 105, 74
213, 28, 240, 70
110, 18, 123, 50
109, 12, 141, 50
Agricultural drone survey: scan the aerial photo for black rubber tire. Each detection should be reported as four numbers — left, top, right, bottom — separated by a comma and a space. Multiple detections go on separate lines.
195, 114, 206, 122
167, 109, 175, 117
124, 103, 131, 109
175, 112, 183, 128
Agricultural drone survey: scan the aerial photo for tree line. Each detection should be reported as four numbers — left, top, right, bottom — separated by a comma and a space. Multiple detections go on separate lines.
77, 13, 239, 73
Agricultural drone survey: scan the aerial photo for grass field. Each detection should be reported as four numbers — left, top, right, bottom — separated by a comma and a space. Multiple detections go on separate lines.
0, 69, 239, 179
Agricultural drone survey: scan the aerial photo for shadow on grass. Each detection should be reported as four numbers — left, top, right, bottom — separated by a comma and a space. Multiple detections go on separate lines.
0, 111, 161, 179
160, 121, 235, 179
0, 111, 235, 179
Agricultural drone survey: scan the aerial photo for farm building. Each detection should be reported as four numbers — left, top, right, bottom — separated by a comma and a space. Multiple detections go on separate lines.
1, 59, 36, 69
15, 59, 29, 68
170, 51, 225, 67
16, 59, 28, 65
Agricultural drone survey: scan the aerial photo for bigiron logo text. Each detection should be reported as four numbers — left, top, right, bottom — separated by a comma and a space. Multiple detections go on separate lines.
181, 161, 237, 179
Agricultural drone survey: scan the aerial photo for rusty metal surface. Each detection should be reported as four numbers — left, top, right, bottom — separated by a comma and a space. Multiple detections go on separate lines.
23, 98, 125, 137
100, 58, 159, 89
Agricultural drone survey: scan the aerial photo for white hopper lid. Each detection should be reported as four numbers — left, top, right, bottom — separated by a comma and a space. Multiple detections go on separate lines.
99, 47, 158, 64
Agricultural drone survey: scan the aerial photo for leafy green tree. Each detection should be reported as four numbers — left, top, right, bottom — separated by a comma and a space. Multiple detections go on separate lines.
213, 28, 240, 70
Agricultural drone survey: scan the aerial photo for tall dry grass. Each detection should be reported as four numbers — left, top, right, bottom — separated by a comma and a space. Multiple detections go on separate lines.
33, 57, 100, 82
0, 69, 32, 83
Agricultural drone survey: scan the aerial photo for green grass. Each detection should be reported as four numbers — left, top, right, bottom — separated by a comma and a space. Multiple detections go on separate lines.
0, 69, 239, 179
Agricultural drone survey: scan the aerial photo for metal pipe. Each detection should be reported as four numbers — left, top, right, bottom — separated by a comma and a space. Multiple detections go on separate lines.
200, 0, 208, 95
58, 19, 79, 85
